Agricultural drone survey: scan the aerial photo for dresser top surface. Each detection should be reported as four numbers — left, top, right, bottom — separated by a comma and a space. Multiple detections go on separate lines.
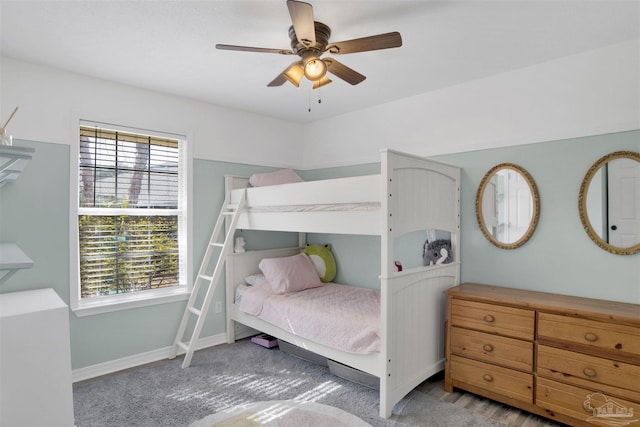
449, 283, 640, 326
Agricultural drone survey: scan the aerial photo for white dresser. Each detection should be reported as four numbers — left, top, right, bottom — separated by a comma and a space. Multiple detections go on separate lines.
0, 288, 75, 426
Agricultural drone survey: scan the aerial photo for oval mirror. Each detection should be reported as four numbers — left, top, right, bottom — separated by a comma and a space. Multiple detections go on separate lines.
578, 151, 640, 255
476, 163, 540, 249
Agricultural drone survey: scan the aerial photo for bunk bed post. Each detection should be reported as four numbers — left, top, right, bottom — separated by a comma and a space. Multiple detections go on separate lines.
224, 175, 250, 345
380, 149, 392, 288
452, 168, 461, 286
379, 149, 393, 418
226, 246, 237, 344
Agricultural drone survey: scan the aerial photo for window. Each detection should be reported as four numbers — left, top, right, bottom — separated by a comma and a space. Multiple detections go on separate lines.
73, 122, 189, 314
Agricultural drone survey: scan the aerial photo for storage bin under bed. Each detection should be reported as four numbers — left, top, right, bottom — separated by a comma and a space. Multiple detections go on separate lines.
278, 339, 379, 390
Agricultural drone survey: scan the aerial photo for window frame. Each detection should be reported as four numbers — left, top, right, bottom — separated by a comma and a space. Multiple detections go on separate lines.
70, 120, 192, 317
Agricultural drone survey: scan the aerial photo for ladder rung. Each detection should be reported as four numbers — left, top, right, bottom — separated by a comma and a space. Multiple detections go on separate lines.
188, 306, 201, 317
176, 341, 189, 352
221, 211, 235, 216
227, 204, 239, 210
211, 242, 224, 248
198, 274, 213, 282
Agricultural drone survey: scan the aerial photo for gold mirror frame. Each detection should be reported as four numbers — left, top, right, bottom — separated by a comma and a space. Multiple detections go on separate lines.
476, 163, 540, 250
578, 151, 640, 255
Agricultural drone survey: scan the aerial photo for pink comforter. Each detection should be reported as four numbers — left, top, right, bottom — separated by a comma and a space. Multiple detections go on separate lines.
239, 282, 380, 354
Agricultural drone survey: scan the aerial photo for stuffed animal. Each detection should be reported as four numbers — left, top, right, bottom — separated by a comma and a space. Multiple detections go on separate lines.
234, 236, 246, 253
302, 243, 336, 282
423, 239, 453, 266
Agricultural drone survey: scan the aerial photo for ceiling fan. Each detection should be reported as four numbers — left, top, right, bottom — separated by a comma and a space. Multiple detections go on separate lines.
216, 0, 402, 89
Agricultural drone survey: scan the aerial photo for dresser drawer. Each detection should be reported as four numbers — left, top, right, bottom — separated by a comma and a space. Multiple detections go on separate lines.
538, 345, 640, 395
451, 299, 534, 340
450, 326, 533, 372
538, 313, 640, 360
449, 354, 533, 404
537, 377, 640, 425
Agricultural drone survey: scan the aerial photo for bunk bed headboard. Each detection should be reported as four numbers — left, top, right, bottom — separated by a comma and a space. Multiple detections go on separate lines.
381, 149, 461, 277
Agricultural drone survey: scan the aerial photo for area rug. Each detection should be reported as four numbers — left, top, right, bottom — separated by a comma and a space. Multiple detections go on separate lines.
190, 400, 371, 426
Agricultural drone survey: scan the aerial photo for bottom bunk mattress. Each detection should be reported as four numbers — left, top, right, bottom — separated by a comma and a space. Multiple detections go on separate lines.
236, 282, 380, 354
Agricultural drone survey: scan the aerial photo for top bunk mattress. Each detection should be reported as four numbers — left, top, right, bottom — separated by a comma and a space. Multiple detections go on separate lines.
230, 174, 381, 210
229, 174, 383, 235
247, 202, 380, 213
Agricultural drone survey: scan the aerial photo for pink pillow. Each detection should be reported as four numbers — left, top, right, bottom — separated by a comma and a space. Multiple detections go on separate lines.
249, 169, 303, 187
258, 253, 322, 294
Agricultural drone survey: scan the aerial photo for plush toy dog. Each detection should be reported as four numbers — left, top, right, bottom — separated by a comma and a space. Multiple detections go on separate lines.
423, 239, 453, 266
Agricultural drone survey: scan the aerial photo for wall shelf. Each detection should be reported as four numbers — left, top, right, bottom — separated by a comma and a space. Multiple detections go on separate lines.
0, 145, 34, 187
0, 243, 34, 285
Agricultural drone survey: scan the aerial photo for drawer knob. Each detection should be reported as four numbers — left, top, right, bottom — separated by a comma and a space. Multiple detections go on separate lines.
483, 344, 494, 353
584, 332, 598, 342
483, 314, 495, 323
583, 368, 597, 378
482, 374, 494, 382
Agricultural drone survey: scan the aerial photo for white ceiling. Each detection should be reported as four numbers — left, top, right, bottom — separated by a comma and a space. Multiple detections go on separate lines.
1, 0, 638, 124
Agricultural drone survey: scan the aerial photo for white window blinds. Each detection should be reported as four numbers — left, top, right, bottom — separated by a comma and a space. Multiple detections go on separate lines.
78, 125, 184, 298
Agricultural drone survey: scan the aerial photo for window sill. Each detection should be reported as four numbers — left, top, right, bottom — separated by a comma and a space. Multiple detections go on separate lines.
71, 287, 190, 317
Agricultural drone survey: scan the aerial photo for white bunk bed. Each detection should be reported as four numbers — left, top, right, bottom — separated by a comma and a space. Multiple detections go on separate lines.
224, 149, 461, 418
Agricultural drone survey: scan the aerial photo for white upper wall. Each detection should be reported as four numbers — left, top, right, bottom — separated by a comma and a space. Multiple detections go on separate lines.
2, 38, 639, 169
0, 57, 304, 168
302, 39, 640, 169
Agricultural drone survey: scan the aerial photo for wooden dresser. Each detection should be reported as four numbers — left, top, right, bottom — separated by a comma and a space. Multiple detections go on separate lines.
444, 283, 640, 426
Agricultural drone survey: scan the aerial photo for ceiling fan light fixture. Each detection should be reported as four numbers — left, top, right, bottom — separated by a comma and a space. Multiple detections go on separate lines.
283, 63, 304, 87
303, 58, 327, 81
312, 75, 332, 89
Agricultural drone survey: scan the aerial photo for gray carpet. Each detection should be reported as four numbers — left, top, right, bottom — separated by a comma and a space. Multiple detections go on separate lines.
73, 339, 507, 427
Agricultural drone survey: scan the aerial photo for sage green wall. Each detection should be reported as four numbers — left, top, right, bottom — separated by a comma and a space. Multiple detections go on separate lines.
436, 130, 639, 303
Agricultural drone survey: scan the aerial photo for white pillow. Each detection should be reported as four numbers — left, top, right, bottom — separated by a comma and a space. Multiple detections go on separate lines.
249, 169, 303, 187
244, 274, 265, 286
258, 253, 322, 294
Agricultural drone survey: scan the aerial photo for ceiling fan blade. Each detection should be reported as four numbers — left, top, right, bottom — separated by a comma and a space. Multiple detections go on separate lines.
268, 62, 304, 87
324, 58, 366, 85
327, 32, 402, 54
268, 74, 288, 87
216, 44, 294, 55
287, 0, 315, 46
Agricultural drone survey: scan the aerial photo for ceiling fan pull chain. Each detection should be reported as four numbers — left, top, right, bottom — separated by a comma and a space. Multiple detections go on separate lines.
307, 83, 322, 112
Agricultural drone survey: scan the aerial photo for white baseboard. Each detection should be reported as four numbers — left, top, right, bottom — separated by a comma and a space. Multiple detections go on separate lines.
72, 333, 228, 383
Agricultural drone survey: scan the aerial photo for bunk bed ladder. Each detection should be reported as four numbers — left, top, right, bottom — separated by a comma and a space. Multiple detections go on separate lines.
170, 189, 247, 368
